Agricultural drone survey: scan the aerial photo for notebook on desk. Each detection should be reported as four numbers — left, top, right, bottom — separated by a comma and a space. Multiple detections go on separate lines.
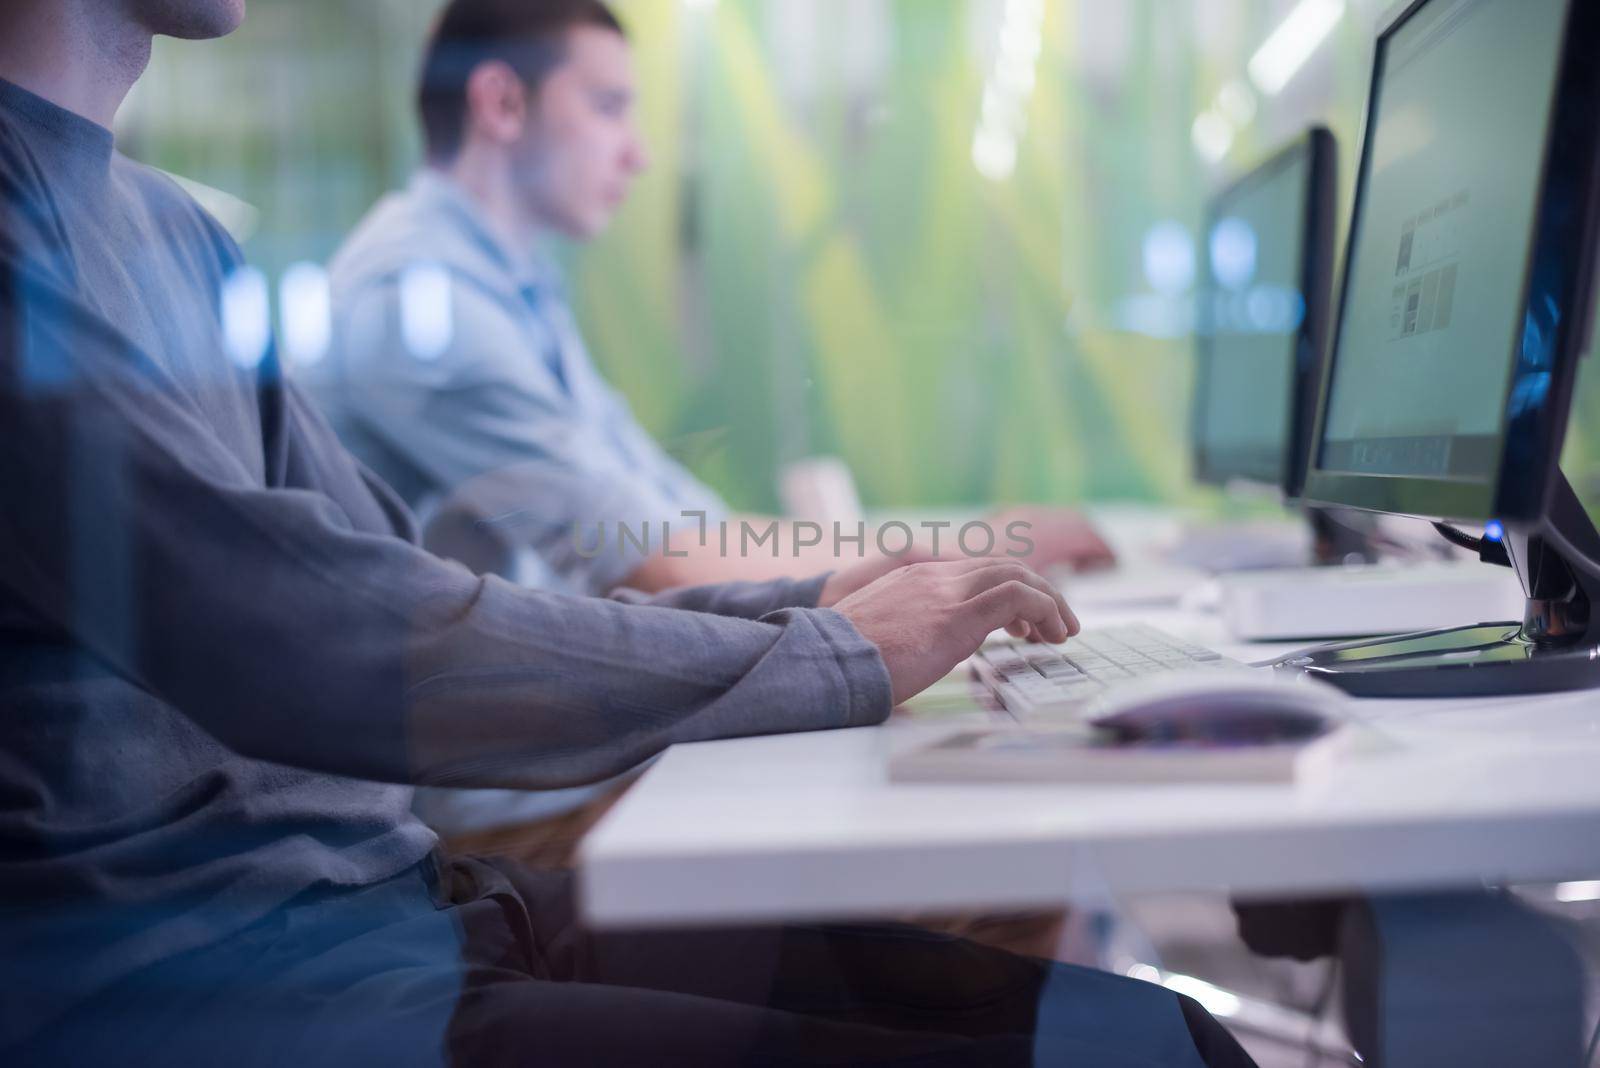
889, 719, 1351, 784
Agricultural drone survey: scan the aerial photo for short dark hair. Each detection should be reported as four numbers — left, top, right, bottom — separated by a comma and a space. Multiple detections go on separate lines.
417, 0, 625, 164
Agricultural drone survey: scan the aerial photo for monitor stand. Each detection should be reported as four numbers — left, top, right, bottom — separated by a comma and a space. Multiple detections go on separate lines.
1274, 475, 1600, 697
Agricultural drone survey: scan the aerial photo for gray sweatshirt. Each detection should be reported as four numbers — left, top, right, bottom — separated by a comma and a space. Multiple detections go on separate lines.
0, 78, 890, 1044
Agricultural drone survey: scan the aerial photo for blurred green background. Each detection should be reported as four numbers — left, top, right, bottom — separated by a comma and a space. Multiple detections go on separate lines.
115, 0, 1600, 516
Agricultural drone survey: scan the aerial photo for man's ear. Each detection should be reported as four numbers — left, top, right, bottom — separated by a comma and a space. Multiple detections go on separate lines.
463, 60, 529, 147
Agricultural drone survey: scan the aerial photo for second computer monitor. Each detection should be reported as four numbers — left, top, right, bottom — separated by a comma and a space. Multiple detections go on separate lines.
1192, 128, 1337, 501
1303, 0, 1597, 526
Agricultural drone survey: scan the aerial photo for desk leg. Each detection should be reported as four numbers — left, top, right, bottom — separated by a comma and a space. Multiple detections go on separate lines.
1339, 892, 1585, 1067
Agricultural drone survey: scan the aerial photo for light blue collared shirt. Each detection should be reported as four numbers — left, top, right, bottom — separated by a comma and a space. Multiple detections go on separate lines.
307, 169, 726, 596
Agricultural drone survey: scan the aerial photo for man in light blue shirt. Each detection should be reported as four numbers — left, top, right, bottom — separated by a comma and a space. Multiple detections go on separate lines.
313, 166, 727, 596
308, 0, 1113, 602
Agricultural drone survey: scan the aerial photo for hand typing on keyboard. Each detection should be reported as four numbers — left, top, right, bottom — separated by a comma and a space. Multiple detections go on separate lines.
834, 560, 1080, 706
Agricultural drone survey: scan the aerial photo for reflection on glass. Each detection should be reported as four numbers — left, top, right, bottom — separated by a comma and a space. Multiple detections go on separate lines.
399, 262, 454, 362
1209, 216, 1257, 291
279, 261, 331, 368
221, 265, 270, 370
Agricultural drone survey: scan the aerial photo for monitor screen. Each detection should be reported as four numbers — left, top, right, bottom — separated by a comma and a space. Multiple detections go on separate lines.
1313, 0, 1568, 508
1194, 142, 1320, 492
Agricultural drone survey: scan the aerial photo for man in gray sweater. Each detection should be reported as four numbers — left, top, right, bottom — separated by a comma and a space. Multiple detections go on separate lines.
0, 1, 1251, 1065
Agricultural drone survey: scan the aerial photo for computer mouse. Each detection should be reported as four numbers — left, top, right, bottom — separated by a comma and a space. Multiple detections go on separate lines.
1087, 670, 1345, 745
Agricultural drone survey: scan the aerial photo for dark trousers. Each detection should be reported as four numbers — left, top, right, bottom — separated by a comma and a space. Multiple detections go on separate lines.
20, 854, 1255, 1067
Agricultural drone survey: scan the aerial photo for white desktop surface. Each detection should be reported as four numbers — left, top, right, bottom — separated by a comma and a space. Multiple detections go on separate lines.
579, 604, 1600, 928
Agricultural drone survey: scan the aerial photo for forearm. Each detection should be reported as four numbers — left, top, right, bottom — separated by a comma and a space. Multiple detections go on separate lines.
404, 586, 888, 788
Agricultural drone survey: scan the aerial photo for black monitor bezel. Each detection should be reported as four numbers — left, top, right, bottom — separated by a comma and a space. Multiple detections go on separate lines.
1300, 0, 1600, 525
1191, 126, 1337, 501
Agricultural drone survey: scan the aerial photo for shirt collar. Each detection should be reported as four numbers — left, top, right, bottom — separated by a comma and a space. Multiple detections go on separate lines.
0, 77, 116, 184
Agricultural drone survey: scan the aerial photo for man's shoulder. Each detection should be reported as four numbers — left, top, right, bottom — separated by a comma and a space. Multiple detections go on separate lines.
112, 157, 240, 249
329, 180, 513, 304
328, 187, 429, 293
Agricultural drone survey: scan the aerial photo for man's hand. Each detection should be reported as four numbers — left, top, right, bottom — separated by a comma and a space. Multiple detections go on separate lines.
991, 505, 1116, 572
816, 549, 933, 608
833, 559, 1080, 706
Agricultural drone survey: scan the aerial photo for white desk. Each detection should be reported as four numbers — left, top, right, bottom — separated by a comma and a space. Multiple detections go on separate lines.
579, 606, 1600, 929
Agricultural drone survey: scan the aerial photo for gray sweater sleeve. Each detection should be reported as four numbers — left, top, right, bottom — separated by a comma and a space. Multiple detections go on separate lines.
0, 263, 892, 790
609, 573, 831, 619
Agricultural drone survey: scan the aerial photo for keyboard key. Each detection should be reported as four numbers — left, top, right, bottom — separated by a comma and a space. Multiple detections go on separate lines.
1037, 662, 1082, 678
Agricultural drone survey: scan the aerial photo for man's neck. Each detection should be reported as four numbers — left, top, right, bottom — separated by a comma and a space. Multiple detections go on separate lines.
0, 1, 152, 129
439, 146, 546, 258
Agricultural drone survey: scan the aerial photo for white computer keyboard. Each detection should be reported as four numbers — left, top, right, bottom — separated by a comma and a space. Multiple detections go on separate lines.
972, 623, 1248, 722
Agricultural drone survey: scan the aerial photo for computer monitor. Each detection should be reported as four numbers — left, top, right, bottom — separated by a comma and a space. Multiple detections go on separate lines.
1193, 128, 1336, 502
1191, 128, 1378, 565
1278, 0, 1600, 696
